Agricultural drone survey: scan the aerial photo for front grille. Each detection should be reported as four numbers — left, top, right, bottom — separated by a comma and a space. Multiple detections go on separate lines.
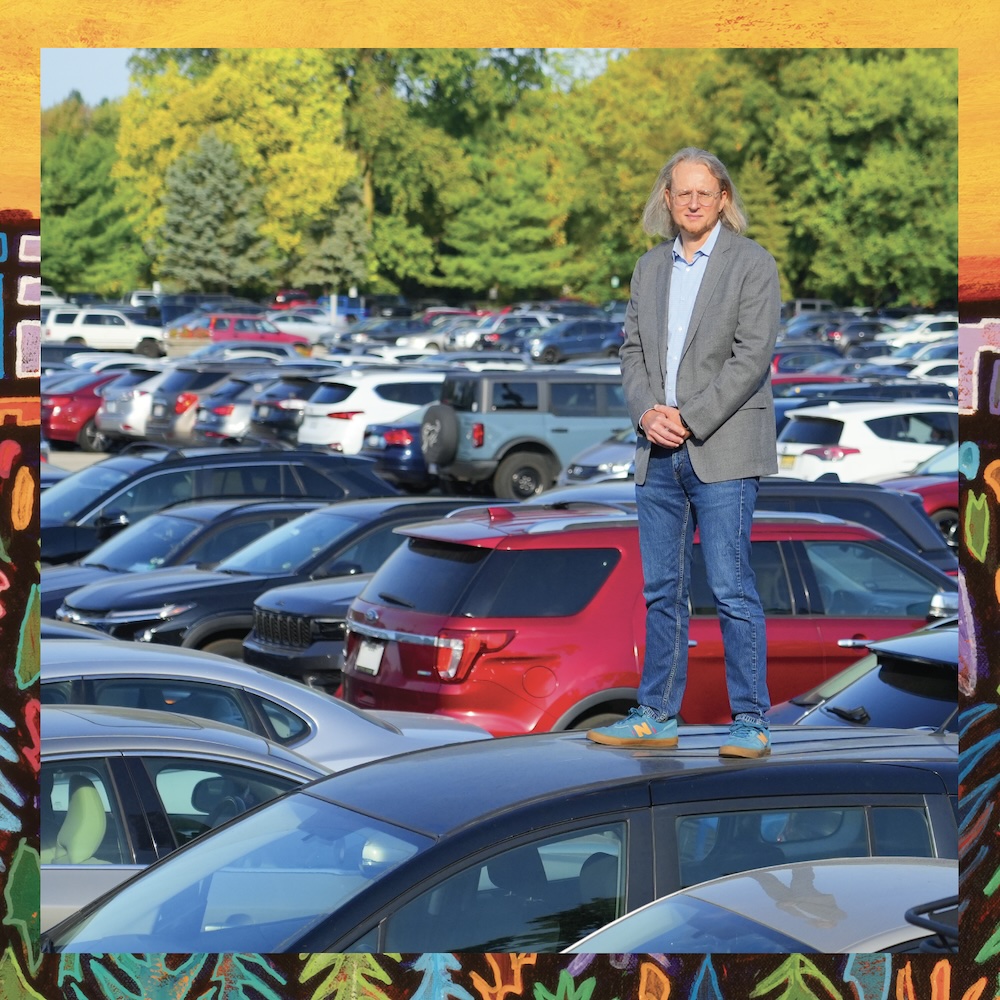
252, 608, 313, 648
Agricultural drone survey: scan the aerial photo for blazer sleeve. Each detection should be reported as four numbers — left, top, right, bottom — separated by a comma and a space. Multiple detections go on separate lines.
619, 253, 663, 433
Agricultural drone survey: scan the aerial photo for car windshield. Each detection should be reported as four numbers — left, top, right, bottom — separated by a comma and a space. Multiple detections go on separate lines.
215, 508, 357, 574
47, 793, 431, 953
41, 462, 136, 522
80, 511, 202, 572
912, 441, 959, 475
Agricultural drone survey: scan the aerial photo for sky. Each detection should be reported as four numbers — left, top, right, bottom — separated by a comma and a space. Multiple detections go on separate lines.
38, 48, 616, 109
40, 48, 134, 108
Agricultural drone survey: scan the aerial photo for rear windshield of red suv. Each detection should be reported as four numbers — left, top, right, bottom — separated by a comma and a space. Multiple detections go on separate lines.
360, 538, 620, 617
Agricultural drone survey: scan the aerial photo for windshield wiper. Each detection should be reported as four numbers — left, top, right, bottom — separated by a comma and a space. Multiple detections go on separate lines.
377, 592, 415, 608
821, 704, 871, 724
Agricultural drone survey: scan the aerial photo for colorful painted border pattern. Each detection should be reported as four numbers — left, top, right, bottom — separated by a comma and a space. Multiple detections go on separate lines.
3, 0, 998, 993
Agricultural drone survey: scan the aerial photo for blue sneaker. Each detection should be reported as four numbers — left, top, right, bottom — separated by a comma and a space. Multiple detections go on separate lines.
587, 707, 678, 747
719, 716, 771, 758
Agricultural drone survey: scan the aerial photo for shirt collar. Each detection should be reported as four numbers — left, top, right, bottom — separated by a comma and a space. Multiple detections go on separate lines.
671, 220, 723, 262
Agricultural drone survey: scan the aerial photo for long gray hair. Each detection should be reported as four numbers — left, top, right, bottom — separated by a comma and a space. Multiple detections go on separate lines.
641, 147, 748, 239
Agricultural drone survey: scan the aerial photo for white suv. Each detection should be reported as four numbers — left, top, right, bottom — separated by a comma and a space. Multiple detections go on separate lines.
43, 307, 167, 357
296, 369, 445, 454
775, 399, 958, 483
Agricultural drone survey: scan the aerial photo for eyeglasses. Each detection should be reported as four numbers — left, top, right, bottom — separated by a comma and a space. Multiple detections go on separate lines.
669, 189, 722, 207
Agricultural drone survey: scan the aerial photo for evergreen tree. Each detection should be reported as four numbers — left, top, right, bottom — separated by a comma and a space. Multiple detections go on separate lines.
153, 131, 276, 294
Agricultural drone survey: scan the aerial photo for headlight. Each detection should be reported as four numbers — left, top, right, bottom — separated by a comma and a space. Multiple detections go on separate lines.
597, 462, 633, 476
97, 603, 197, 624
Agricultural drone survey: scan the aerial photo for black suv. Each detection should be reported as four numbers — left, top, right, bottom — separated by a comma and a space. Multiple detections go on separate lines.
40, 445, 399, 564
56, 496, 493, 662
422, 369, 630, 499
536, 477, 958, 577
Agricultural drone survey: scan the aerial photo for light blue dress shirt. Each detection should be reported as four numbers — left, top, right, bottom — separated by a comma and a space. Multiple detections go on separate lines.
664, 221, 722, 408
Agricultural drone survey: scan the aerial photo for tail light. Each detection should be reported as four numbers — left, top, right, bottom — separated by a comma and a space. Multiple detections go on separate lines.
482, 333, 500, 344
327, 411, 364, 420
211, 404, 235, 416
434, 628, 514, 681
383, 428, 414, 446
175, 392, 199, 414
802, 446, 861, 461
472, 422, 485, 448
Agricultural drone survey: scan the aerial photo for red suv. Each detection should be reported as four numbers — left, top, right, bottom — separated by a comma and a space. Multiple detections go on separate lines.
343, 505, 958, 735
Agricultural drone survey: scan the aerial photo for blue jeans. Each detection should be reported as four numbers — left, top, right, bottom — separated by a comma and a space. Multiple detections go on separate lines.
635, 445, 769, 721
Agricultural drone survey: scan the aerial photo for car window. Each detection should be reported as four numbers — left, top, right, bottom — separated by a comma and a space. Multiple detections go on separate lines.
605, 383, 629, 417
142, 758, 302, 846
248, 696, 311, 744
778, 417, 843, 445
110, 471, 196, 522
491, 381, 538, 411
322, 523, 409, 576
381, 823, 626, 952
200, 465, 283, 499
366, 542, 621, 618
550, 382, 599, 417
90, 679, 250, 730
41, 761, 129, 865
440, 378, 479, 411
311, 383, 355, 405
800, 540, 939, 616
291, 464, 344, 498
867, 412, 956, 445
675, 804, 933, 889
82, 511, 202, 571
819, 654, 957, 731
218, 509, 358, 574
375, 382, 442, 406
186, 518, 287, 565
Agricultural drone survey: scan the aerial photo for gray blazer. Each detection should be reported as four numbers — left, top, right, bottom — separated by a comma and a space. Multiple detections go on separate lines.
620, 225, 781, 485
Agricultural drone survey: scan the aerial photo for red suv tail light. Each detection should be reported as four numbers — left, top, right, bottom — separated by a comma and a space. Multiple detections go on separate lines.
175, 392, 199, 414
327, 411, 364, 420
472, 422, 485, 448
802, 446, 861, 461
383, 428, 414, 446
434, 628, 514, 681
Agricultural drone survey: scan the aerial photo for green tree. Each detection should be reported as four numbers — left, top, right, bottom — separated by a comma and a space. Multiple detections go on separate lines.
705, 49, 958, 308
153, 131, 275, 294
41, 95, 148, 295
115, 49, 358, 260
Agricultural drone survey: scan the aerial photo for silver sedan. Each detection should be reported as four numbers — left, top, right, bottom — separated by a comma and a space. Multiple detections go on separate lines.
41, 639, 493, 771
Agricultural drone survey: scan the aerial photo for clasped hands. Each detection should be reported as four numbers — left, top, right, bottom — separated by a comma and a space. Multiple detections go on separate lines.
640, 404, 691, 449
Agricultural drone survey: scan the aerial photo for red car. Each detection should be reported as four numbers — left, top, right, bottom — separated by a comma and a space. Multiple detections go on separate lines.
342, 505, 958, 736
41, 370, 123, 452
874, 442, 959, 550
268, 289, 315, 310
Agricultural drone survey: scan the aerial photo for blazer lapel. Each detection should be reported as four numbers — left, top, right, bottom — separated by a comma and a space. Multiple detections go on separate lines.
653, 247, 671, 385
682, 228, 731, 359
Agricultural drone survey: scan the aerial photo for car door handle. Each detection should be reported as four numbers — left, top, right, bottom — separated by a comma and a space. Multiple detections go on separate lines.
550, 427, 569, 433
837, 637, 872, 648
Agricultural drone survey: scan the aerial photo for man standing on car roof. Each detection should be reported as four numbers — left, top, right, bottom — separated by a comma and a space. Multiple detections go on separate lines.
587, 147, 781, 758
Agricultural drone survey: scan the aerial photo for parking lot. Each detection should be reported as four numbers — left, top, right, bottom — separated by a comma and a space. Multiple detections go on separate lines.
39, 302, 961, 953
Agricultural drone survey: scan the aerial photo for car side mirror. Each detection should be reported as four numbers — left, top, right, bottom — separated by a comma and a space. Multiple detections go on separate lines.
94, 509, 130, 540
926, 589, 959, 622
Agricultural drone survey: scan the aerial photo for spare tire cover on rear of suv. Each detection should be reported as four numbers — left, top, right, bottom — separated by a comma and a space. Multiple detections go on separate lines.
422, 404, 460, 465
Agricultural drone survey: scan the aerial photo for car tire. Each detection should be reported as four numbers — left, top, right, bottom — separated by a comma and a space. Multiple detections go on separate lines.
606, 347, 620, 358
931, 507, 959, 548
200, 638, 246, 660
493, 451, 550, 500
541, 347, 559, 364
137, 338, 163, 358
65, 336, 86, 347
77, 419, 110, 453
421, 404, 460, 465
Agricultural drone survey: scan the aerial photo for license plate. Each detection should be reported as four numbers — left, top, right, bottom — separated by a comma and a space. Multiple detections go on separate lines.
105, 401, 118, 412
355, 637, 385, 675
152, 403, 166, 417
365, 435, 385, 449
257, 405, 270, 418
779, 454, 796, 469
